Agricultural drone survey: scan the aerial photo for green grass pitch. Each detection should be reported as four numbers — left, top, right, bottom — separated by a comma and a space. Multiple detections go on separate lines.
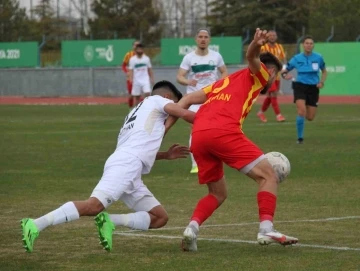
0, 104, 359, 271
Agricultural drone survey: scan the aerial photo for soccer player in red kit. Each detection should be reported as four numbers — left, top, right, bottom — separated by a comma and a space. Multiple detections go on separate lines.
165, 28, 298, 251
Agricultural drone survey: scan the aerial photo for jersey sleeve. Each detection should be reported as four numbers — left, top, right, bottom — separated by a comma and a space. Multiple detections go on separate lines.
155, 96, 174, 114
147, 57, 152, 68
319, 55, 326, 70
217, 53, 225, 67
254, 63, 270, 87
179, 55, 190, 70
128, 57, 135, 70
279, 44, 286, 60
123, 52, 130, 64
286, 56, 296, 71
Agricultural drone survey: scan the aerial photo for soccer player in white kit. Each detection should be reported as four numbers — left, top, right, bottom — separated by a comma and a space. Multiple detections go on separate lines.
128, 43, 154, 107
177, 28, 228, 174
21, 81, 195, 253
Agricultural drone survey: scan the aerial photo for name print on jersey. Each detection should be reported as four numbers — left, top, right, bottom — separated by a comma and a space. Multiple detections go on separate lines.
120, 102, 143, 135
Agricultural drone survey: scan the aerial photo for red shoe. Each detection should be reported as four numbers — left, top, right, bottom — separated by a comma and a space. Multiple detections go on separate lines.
257, 112, 267, 123
276, 114, 285, 122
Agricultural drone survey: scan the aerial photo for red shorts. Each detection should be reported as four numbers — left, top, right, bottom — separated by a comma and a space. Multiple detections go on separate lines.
127, 80, 132, 94
191, 129, 264, 184
268, 79, 280, 93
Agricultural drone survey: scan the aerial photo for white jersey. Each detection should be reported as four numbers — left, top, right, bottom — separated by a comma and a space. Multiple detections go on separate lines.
129, 54, 152, 84
115, 95, 173, 174
180, 49, 225, 94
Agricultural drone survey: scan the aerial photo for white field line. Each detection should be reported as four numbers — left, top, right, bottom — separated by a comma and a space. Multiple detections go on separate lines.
119, 216, 360, 233
249, 118, 360, 126
3, 118, 360, 135
113, 232, 360, 252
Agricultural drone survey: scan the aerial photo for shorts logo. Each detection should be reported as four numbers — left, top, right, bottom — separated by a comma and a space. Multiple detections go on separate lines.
106, 198, 112, 204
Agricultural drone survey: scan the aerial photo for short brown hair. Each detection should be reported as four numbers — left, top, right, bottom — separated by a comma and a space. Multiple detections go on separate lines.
302, 35, 314, 43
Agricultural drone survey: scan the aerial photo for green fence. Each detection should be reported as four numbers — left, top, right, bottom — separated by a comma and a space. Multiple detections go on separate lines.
0, 42, 38, 68
161, 37, 242, 66
301, 43, 360, 95
62, 39, 134, 67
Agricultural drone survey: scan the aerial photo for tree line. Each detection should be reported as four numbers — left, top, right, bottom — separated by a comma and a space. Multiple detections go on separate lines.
1, 0, 359, 50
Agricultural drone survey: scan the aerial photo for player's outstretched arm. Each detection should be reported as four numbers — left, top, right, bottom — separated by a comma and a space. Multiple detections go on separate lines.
128, 69, 133, 83
156, 144, 190, 160
164, 90, 207, 134
164, 103, 195, 124
246, 28, 269, 74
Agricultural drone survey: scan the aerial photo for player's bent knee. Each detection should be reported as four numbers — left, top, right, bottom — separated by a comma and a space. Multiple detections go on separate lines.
306, 116, 315, 121
247, 158, 278, 184
153, 214, 169, 228
149, 206, 169, 228
84, 197, 105, 216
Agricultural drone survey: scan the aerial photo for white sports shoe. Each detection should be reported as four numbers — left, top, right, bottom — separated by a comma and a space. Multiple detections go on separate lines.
182, 226, 198, 252
257, 228, 298, 246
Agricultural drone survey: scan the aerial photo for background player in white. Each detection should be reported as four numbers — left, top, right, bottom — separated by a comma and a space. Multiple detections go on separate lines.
177, 28, 228, 174
21, 81, 195, 253
128, 43, 154, 107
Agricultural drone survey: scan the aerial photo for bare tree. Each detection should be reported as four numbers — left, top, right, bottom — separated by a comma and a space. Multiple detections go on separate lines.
154, 0, 211, 38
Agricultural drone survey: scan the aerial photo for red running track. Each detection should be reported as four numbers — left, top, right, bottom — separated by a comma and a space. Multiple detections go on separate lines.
0, 95, 359, 105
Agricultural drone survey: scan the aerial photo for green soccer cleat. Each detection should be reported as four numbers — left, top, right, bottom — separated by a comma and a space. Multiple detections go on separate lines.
94, 212, 115, 252
190, 166, 198, 174
21, 218, 39, 253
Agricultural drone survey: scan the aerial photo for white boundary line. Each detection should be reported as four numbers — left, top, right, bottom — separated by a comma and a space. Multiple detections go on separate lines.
119, 216, 360, 233
114, 216, 360, 252
3, 118, 360, 135
114, 232, 360, 252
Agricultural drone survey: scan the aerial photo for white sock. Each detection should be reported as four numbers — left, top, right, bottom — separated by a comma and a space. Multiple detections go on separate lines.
189, 220, 199, 234
259, 220, 273, 232
110, 211, 150, 231
189, 135, 197, 168
34, 202, 80, 232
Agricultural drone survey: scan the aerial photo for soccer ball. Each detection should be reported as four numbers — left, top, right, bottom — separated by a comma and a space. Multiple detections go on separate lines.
265, 152, 291, 183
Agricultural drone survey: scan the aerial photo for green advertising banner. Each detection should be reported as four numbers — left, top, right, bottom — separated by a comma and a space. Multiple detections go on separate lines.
0, 42, 38, 68
161, 37, 242, 66
62, 39, 134, 67
306, 43, 360, 95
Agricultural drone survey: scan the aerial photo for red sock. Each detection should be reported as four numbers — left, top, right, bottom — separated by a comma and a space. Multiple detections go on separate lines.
257, 191, 277, 222
261, 97, 271, 112
270, 97, 281, 115
128, 97, 133, 108
191, 194, 219, 225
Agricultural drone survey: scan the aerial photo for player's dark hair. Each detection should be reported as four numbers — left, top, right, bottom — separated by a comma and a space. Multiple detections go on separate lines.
152, 80, 183, 101
135, 43, 144, 48
302, 35, 314, 43
259, 52, 282, 71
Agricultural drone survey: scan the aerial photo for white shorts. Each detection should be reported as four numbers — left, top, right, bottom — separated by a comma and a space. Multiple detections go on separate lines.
239, 154, 266, 174
91, 152, 161, 211
132, 81, 151, 96
189, 104, 202, 113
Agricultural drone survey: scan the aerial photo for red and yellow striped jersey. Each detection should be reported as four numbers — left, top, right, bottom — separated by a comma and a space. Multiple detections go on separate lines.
261, 43, 286, 62
193, 63, 269, 132
122, 50, 135, 66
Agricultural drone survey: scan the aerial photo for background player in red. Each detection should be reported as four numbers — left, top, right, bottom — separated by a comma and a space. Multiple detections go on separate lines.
165, 28, 298, 252
257, 30, 286, 122
122, 40, 140, 109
